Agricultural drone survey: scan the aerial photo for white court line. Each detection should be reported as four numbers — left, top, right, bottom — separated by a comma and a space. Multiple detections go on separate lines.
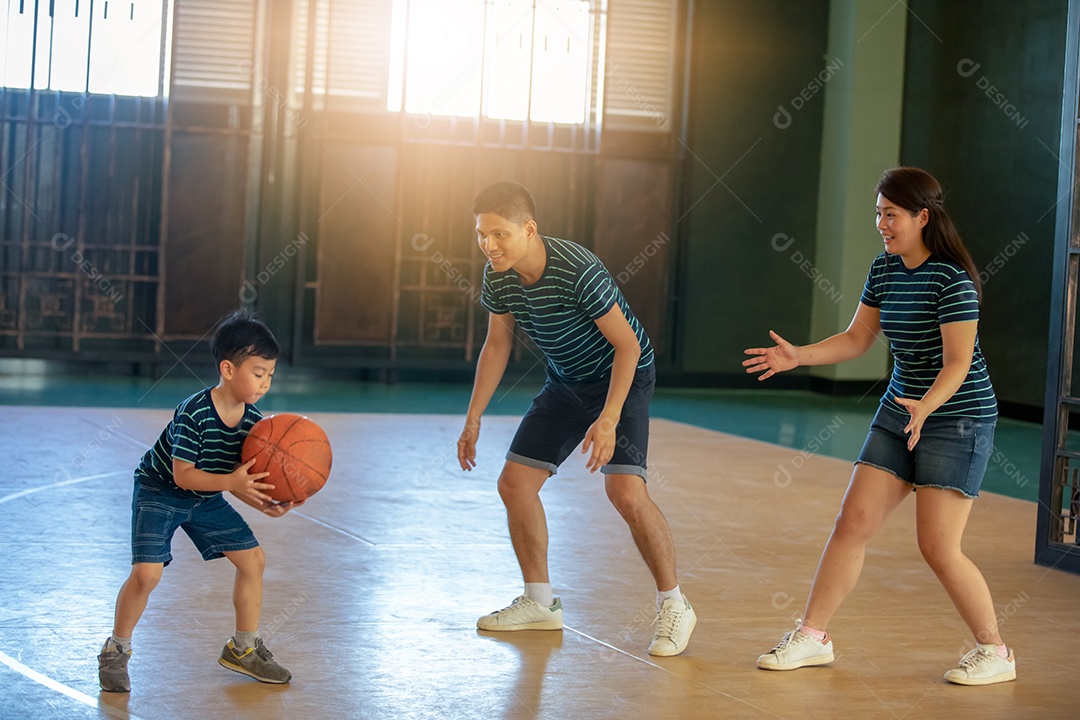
1, 472, 137, 717
0, 471, 125, 507
0, 649, 144, 720
293, 511, 378, 547
562, 626, 786, 720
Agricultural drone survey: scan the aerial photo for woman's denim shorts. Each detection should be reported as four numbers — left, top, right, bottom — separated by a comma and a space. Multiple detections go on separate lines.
856, 405, 996, 499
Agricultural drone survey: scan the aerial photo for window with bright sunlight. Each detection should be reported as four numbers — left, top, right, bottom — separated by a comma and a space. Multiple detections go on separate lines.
0, 0, 167, 97
387, 0, 596, 124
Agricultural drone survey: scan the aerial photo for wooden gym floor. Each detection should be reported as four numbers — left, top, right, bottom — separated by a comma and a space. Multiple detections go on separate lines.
0, 405, 1076, 719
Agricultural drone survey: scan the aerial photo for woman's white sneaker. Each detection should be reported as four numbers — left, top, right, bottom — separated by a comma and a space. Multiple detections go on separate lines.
943, 645, 1016, 686
757, 624, 835, 670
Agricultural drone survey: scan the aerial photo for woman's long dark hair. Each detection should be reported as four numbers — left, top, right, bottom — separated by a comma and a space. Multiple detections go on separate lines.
875, 167, 981, 300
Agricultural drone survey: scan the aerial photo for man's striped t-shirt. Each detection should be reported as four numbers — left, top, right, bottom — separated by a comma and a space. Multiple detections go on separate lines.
481, 236, 654, 382
860, 252, 996, 419
135, 388, 263, 498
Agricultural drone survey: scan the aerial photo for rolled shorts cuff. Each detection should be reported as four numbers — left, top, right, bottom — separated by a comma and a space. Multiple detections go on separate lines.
506, 452, 558, 476
602, 463, 647, 480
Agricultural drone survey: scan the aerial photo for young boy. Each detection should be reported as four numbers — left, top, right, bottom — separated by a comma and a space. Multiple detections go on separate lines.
457, 180, 696, 656
98, 310, 300, 692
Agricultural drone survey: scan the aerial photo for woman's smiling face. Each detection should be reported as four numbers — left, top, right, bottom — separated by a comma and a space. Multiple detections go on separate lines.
876, 193, 928, 260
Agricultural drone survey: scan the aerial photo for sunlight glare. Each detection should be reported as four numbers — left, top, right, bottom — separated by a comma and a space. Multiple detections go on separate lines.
0, 0, 163, 96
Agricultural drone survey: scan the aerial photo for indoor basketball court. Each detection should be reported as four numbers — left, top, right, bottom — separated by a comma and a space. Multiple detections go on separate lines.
3, 0, 1080, 718
1, 404, 1078, 718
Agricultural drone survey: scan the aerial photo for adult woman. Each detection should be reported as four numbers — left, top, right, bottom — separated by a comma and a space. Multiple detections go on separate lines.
743, 167, 1014, 685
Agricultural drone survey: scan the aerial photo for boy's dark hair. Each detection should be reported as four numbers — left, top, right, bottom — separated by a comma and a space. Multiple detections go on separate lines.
210, 309, 280, 367
471, 180, 537, 226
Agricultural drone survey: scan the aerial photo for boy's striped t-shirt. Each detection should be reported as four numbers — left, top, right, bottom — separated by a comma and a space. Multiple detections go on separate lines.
136, 388, 263, 498
481, 236, 654, 382
861, 252, 997, 419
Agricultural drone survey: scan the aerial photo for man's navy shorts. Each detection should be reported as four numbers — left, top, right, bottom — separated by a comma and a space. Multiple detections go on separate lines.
506, 363, 655, 480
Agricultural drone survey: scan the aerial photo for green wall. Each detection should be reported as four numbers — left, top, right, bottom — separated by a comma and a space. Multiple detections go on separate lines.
678, 0, 831, 376
899, 0, 1068, 408
680, 0, 1070, 413
809, 0, 905, 384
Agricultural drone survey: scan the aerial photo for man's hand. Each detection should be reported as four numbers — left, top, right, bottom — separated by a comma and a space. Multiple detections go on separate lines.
581, 414, 618, 473
458, 419, 481, 471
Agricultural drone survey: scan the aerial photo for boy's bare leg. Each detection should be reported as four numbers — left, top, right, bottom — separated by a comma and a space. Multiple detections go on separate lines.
219, 546, 291, 683
112, 562, 164, 637
224, 547, 265, 633
100, 562, 162, 691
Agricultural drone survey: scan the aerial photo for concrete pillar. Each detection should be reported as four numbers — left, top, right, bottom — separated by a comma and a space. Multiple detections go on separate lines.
810, 0, 907, 384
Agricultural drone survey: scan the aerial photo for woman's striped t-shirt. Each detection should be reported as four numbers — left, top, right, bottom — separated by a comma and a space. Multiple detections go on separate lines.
860, 252, 997, 419
135, 388, 263, 498
481, 236, 654, 382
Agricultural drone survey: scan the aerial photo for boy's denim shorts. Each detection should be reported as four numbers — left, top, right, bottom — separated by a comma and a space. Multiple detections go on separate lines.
506, 363, 655, 480
856, 405, 996, 499
131, 482, 259, 565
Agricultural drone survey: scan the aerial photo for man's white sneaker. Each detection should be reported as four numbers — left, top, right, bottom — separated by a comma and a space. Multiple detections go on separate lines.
757, 623, 835, 670
477, 595, 563, 631
943, 645, 1016, 686
648, 595, 697, 657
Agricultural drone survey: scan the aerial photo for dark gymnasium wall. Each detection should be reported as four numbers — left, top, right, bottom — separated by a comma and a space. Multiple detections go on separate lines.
0, 0, 1072, 417
678, 0, 831, 378
677, 0, 1068, 414
898, 0, 1068, 409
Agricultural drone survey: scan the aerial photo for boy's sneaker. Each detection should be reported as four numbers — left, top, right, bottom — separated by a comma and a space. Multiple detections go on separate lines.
97, 641, 131, 692
943, 645, 1016, 686
218, 638, 291, 684
477, 595, 563, 631
648, 595, 697, 657
757, 623, 835, 670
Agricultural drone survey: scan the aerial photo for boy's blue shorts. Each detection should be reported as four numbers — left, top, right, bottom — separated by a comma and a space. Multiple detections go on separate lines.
131, 482, 259, 565
506, 363, 655, 480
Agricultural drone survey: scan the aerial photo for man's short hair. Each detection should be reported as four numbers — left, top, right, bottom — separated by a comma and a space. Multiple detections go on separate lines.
471, 181, 537, 226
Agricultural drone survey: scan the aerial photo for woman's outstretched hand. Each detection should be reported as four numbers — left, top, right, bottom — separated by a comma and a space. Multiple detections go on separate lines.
743, 330, 800, 381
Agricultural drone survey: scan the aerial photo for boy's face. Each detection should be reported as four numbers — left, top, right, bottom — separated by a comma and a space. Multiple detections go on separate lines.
475, 212, 536, 273
222, 355, 276, 404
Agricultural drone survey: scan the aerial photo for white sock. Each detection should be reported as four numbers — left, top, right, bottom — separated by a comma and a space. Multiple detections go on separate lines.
106, 635, 132, 653
657, 585, 683, 611
524, 582, 554, 607
233, 630, 259, 651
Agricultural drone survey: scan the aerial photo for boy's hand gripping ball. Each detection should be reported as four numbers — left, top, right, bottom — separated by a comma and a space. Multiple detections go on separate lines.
242, 414, 332, 504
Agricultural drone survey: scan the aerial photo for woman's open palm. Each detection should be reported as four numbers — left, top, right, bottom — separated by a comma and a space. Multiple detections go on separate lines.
743, 330, 799, 381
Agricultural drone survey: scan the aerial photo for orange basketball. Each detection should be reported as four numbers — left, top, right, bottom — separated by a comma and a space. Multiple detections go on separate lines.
242, 414, 332, 504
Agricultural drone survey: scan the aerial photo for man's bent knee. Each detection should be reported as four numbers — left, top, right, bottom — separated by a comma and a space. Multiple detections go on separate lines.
605, 475, 649, 516
497, 463, 549, 503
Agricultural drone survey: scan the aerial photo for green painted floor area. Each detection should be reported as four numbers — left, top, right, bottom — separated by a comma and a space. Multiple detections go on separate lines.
0, 369, 1041, 502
